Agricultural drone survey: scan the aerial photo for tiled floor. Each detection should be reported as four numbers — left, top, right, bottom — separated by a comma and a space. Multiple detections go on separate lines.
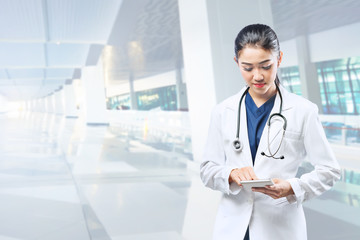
0, 111, 359, 240
0, 111, 218, 240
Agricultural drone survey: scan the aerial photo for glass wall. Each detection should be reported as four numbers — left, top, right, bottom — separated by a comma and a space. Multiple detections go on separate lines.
136, 86, 177, 111
280, 66, 302, 95
106, 94, 130, 110
281, 56, 360, 115
106, 85, 178, 111
281, 57, 360, 147
318, 56, 360, 115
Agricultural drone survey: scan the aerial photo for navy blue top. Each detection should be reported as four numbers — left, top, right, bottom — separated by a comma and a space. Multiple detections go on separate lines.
245, 92, 276, 165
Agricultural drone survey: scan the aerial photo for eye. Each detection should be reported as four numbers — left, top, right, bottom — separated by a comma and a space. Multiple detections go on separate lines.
262, 65, 272, 70
243, 67, 253, 72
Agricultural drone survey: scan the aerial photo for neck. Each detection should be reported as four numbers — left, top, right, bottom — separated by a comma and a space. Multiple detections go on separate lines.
248, 84, 277, 107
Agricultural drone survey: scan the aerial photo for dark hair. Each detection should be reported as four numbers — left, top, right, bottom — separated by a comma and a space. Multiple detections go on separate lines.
234, 24, 281, 85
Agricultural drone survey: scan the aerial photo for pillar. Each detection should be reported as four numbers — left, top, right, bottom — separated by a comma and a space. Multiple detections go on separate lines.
64, 81, 78, 118
39, 97, 46, 112
296, 35, 323, 112
176, 68, 188, 111
47, 94, 55, 114
129, 72, 138, 110
54, 89, 64, 115
178, 0, 274, 162
82, 58, 108, 125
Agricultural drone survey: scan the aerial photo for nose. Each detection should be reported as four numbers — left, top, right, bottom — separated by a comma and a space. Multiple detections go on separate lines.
253, 69, 263, 81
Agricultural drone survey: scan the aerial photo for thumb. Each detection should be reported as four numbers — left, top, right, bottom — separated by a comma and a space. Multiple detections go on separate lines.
272, 178, 280, 184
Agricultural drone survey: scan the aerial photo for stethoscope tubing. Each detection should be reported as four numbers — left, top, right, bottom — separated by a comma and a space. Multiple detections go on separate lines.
233, 84, 287, 159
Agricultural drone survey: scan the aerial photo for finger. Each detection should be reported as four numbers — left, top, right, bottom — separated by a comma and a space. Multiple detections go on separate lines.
234, 176, 242, 186
243, 171, 253, 181
252, 187, 267, 191
265, 185, 276, 190
238, 173, 247, 182
254, 187, 280, 196
252, 187, 267, 193
248, 169, 258, 180
267, 194, 279, 199
252, 187, 283, 199
261, 190, 279, 198
230, 172, 242, 186
254, 189, 277, 199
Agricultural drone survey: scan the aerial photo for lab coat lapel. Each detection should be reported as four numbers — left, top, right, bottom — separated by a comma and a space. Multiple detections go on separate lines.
236, 87, 253, 167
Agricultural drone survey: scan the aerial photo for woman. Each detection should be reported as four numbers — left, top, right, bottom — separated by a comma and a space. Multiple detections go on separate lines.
200, 24, 341, 240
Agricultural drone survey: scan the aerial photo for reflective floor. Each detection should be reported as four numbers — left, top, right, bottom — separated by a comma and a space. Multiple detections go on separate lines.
0, 111, 359, 240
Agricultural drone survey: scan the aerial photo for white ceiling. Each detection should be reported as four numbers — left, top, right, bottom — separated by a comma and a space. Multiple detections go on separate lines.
0, 0, 122, 101
271, 0, 360, 41
105, 0, 183, 84
1, 0, 359, 102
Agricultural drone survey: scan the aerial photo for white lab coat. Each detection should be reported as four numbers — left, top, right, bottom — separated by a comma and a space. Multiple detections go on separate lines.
200, 85, 341, 240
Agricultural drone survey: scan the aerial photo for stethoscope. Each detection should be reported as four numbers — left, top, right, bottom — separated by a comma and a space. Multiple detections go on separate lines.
232, 84, 287, 159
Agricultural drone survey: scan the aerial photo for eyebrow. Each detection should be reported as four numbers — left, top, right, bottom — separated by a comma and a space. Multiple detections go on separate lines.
241, 59, 272, 65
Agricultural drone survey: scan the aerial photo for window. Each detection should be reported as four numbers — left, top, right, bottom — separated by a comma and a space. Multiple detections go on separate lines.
136, 86, 177, 111
317, 57, 360, 115
280, 66, 302, 96
281, 57, 360, 115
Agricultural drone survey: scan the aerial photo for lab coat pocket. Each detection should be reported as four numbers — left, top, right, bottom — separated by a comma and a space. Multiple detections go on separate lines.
283, 130, 305, 157
284, 130, 303, 141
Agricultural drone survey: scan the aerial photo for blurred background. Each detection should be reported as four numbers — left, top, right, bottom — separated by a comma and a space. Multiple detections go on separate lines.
0, 0, 359, 239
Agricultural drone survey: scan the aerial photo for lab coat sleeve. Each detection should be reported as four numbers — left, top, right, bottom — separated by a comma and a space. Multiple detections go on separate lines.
200, 106, 242, 195
286, 104, 341, 205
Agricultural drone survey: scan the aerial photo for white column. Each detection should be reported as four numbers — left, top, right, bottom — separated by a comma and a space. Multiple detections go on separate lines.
40, 97, 46, 112
129, 72, 138, 110
296, 35, 323, 112
20, 101, 26, 112
82, 58, 108, 125
33, 100, 38, 112
29, 100, 34, 112
64, 82, 78, 118
44, 96, 49, 113
36, 98, 40, 112
176, 68, 188, 111
25, 101, 31, 112
28, 100, 33, 112
47, 94, 55, 114
54, 90, 65, 115
36, 98, 43, 112
178, 0, 273, 162
30, 101, 34, 112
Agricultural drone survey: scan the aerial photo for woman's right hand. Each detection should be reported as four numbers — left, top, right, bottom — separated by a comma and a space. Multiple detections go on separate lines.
229, 167, 258, 186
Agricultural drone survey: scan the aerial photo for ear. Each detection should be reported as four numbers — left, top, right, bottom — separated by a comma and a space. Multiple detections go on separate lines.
234, 56, 239, 65
277, 51, 283, 67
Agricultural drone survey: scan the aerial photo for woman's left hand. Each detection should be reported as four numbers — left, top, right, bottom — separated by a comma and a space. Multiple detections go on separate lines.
252, 178, 294, 199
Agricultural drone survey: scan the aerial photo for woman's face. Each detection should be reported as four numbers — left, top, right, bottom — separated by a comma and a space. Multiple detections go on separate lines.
235, 46, 282, 99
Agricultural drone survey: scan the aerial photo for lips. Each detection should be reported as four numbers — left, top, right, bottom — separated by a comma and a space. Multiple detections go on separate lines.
254, 83, 265, 88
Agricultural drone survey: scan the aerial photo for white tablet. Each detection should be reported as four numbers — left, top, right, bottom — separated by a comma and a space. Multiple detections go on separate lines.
240, 179, 274, 188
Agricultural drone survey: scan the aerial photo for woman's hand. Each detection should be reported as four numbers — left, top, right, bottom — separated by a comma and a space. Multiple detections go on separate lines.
229, 167, 258, 186
252, 178, 294, 199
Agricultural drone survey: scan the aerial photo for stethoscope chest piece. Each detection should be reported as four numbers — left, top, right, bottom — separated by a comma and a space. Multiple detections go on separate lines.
232, 138, 243, 152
